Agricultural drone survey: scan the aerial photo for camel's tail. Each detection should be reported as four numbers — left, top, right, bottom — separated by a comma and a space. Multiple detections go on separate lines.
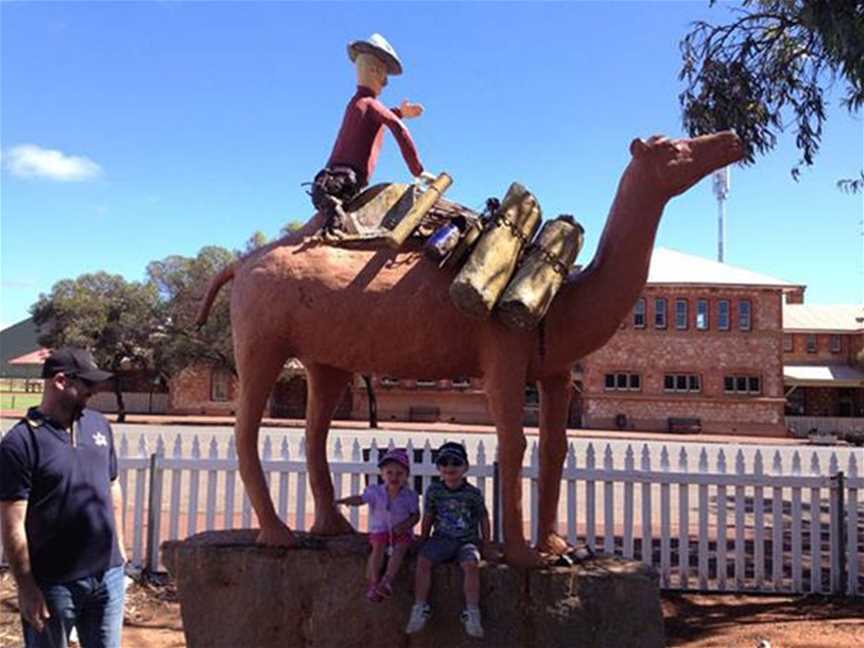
195, 261, 238, 327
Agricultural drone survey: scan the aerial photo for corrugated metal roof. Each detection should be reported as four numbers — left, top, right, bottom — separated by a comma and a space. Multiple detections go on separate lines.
783, 304, 864, 332
784, 364, 864, 387
647, 248, 800, 288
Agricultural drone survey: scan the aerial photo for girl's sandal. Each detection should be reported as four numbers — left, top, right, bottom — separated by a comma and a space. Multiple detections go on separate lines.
376, 577, 393, 598
366, 583, 383, 603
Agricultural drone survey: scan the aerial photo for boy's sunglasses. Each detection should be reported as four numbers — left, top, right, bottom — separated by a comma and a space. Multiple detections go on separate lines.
436, 457, 465, 468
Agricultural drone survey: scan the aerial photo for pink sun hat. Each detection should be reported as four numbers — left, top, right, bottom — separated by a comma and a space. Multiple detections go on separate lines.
377, 448, 410, 473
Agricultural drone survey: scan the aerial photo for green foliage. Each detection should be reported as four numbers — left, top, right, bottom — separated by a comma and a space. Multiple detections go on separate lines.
279, 221, 304, 238
31, 272, 161, 373
147, 246, 236, 376
679, 0, 863, 185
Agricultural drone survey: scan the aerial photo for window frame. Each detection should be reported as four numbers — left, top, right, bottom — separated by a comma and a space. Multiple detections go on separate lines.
633, 298, 646, 329
603, 372, 642, 392
655, 298, 667, 329
806, 334, 817, 353
663, 373, 701, 393
696, 299, 709, 331
675, 298, 689, 330
718, 299, 730, 331
830, 335, 842, 353
210, 368, 231, 402
724, 374, 762, 395
783, 334, 793, 352
738, 299, 752, 331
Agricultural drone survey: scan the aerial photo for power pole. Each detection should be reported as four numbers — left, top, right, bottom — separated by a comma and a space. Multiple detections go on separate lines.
712, 166, 730, 262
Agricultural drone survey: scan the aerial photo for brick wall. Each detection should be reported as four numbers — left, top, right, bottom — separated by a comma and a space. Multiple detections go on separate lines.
783, 332, 856, 365
168, 364, 237, 415
581, 285, 787, 436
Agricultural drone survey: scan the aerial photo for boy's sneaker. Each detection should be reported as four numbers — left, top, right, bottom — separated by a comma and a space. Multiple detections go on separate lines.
460, 607, 484, 638
405, 603, 431, 634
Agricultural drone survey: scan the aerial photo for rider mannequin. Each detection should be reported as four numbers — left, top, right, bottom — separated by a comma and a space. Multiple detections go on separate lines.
311, 34, 434, 233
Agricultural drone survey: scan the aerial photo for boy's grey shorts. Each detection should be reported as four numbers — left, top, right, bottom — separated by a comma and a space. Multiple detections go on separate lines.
419, 536, 481, 564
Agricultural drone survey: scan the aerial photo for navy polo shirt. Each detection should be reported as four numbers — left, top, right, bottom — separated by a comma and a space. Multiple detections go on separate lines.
0, 407, 124, 583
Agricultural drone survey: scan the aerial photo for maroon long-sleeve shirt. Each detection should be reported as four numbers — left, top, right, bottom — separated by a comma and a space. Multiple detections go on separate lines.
327, 85, 424, 184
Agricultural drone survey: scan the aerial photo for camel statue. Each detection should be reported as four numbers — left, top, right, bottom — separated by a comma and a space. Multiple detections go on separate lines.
196, 131, 744, 567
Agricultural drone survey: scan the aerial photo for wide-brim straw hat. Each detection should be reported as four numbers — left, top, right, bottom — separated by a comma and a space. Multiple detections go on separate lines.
347, 33, 403, 76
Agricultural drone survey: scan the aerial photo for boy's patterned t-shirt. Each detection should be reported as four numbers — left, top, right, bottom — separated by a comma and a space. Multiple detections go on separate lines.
423, 480, 487, 544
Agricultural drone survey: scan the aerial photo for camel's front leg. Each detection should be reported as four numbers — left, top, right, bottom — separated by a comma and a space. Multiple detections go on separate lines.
305, 363, 355, 535
484, 364, 541, 568
536, 372, 573, 555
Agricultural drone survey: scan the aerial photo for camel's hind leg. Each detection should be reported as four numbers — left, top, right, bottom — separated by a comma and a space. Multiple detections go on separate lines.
484, 357, 541, 568
305, 362, 355, 536
234, 330, 293, 546
536, 372, 573, 555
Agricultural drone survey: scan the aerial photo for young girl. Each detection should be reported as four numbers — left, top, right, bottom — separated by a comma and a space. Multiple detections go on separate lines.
336, 448, 420, 601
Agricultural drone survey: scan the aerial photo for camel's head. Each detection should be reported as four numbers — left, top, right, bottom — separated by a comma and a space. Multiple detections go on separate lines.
628, 131, 744, 199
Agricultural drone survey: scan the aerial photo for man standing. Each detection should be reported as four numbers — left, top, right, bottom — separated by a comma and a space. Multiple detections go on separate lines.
0, 348, 127, 648
311, 33, 434, 233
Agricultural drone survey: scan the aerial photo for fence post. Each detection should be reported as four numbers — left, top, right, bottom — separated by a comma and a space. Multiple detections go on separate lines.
831, 471, 847, 595
145, 443, 165, 573
492, 459, 501, 544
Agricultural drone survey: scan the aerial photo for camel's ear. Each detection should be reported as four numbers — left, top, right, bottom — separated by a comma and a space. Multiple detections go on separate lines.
630, 138, 649, 158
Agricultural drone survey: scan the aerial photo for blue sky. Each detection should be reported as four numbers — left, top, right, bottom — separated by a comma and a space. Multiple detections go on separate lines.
2, 1, 862, 329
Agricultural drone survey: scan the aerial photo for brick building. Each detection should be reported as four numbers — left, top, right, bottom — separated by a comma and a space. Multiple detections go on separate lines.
782, 304, 864, 422
579, 248, 799, 437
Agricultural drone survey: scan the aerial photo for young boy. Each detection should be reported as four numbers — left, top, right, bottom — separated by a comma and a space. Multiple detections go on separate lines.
405, 442, 490, 638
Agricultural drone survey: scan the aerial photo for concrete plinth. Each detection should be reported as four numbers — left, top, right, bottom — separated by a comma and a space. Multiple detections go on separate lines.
162, 530, 665, 648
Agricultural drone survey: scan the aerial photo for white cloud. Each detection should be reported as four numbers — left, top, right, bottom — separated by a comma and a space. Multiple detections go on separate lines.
4, 144, 103, 181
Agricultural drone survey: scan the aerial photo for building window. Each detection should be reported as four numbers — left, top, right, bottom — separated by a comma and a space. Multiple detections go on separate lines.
604, 372, 641, 392
806, 334, 817, 353
452, 377, 471, 388
739, 299, 752, 331
416, 379, 438, 389
718, 300, 730, 330
830, 335, 842, 353
633, 298, 646, 328
380, 376, 400, 387
210, 369, 231, 402
696, 299, 709, 331
724, 374, 762, 395
663, 373, 701, 393
783, 334, 793, 352
675, 299, 689, 330
655, 298, 667, 329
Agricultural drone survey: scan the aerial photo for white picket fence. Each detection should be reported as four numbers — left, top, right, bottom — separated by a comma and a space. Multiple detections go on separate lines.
3, 433, 862, 596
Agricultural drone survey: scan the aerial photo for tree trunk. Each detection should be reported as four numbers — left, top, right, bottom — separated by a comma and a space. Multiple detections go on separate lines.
362, 375, 378, 429
114, 376, 127, 423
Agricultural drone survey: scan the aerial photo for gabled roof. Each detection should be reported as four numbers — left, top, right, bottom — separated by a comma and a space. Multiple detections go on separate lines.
647, 248, 801, 289
1, 318, 44, 379
783, 304, 864, 333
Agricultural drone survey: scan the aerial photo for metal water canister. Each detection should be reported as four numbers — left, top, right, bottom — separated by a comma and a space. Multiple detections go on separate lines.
497, 215, 584, 329
449, 183, 541, 318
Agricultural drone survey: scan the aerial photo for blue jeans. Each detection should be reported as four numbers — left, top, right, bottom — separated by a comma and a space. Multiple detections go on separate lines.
23, 566, 125, 648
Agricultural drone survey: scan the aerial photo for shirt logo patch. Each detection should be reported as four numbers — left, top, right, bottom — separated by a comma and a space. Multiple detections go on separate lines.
93, 432, 108, 447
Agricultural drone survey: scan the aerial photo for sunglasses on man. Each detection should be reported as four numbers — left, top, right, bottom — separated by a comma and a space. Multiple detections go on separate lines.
436, 457, 465, 468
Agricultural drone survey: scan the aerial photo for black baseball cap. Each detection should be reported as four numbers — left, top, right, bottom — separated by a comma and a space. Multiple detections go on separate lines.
436, 442, 469, 466
41, 347, 113, 384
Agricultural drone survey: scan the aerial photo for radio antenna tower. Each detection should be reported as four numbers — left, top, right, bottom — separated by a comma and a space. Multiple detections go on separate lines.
712, 166, 730, 262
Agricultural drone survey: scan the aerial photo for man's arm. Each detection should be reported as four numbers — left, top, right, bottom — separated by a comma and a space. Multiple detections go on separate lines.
0, 500, 50, 632
335, 495, 366, 506
111, 480, 127, 563
370, 100, 424, 177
